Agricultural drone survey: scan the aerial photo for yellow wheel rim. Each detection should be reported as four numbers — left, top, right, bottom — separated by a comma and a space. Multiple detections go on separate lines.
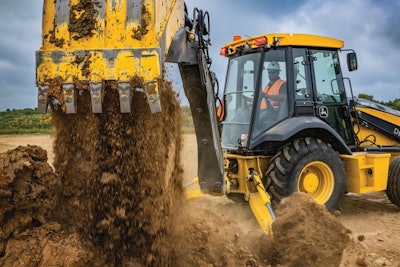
297, 161, 334, 205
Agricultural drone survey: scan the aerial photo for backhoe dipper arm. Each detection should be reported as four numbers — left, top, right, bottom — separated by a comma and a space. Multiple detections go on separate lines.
167, 8, 224, 195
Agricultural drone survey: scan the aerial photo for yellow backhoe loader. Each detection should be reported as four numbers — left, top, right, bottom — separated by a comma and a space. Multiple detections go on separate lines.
36, 0, 400, 235
214, 34, 400, 233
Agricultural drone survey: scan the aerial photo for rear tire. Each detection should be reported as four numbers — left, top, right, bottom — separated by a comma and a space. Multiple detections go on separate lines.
386, 157, 400, 207
265, 138, 346, 211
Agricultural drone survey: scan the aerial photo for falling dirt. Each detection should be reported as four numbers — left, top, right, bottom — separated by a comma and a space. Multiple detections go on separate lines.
48, 78, 183, 266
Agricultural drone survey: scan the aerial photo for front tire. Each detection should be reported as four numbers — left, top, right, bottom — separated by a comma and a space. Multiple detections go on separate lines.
386, 157, 400, 207
265, 138, 346, 211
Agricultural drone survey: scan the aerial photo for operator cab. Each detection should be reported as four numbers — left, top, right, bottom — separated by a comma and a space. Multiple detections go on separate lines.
220, 34, 358, 154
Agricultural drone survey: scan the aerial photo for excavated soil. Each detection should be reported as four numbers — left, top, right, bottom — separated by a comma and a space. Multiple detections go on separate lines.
0, 145, 59, 258
272, 193, 350, 266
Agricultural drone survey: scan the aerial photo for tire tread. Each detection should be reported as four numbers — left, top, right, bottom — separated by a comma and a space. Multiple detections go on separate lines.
387, 158, 400, 207
265, 138, 346, 211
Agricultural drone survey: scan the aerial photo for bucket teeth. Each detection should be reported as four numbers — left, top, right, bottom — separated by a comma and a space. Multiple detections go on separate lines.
63, 84, 76, 114
146, 93, 161, 113
37, 84, 49, 114
118, 82, 132, 113
144, 81, 161, 113
90, 82, 103, 113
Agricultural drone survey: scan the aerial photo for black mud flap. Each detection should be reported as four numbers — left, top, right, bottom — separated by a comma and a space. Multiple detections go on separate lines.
167, 28, 225, 195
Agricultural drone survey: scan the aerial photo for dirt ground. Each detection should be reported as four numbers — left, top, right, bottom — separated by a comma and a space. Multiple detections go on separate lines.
1, 134, 400, 266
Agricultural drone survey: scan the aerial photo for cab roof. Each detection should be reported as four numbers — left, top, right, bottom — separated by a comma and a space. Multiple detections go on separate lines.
220, 33, 344, 56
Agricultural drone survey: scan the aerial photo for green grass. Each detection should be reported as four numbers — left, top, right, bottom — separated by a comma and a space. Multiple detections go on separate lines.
0, 107, 194, 135
0, 108, 53, 135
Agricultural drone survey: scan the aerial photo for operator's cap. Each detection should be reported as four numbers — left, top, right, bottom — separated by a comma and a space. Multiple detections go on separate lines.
267, 61, 281, 71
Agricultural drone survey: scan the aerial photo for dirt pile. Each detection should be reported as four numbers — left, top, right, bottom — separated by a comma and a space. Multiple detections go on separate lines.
167, 193, 352, 267
2, 135, 400, 267
0, 144, 108, 267
272, 192, 350, 266
0, 146, 58, 257
1, 223, 97, 266
0, 145, 98, 266
169, 196, 274, 266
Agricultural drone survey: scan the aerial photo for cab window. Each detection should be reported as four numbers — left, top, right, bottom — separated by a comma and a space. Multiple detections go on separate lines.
311, 50, 346, 103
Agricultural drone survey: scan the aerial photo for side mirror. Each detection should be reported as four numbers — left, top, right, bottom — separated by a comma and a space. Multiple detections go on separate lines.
347, 52, 358, 72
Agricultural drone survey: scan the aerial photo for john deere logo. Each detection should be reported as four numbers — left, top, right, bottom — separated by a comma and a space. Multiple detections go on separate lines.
394, 128, 400, 137
319, 106, 328, 118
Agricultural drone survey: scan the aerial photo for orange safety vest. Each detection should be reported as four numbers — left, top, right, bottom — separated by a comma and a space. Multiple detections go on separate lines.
260, 79, 285, 109
216, 99, 224, 121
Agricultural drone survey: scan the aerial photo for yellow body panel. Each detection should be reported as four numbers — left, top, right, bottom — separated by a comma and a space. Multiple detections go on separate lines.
355, 106, 400, 147
341, 152, 391, 194
221, 33, 344, 56
40, 0, 184, 51
356, 124, 399, 147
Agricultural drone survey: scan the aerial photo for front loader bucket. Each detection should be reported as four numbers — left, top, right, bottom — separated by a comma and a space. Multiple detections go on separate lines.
36, 0, 185, 113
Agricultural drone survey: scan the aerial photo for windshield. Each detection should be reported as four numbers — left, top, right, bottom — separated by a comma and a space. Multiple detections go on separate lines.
221, 49, 289, 149
221, 53, 259, 148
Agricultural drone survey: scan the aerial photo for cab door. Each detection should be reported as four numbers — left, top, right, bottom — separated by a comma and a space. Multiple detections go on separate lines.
309, 49, 356, 147
292, 48, 315, 116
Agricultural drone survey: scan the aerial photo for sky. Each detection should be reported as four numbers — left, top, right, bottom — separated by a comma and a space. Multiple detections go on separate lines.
1, 0, 400, 111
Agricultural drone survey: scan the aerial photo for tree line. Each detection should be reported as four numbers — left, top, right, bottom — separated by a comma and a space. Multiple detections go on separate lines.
357, 94, 400, 111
